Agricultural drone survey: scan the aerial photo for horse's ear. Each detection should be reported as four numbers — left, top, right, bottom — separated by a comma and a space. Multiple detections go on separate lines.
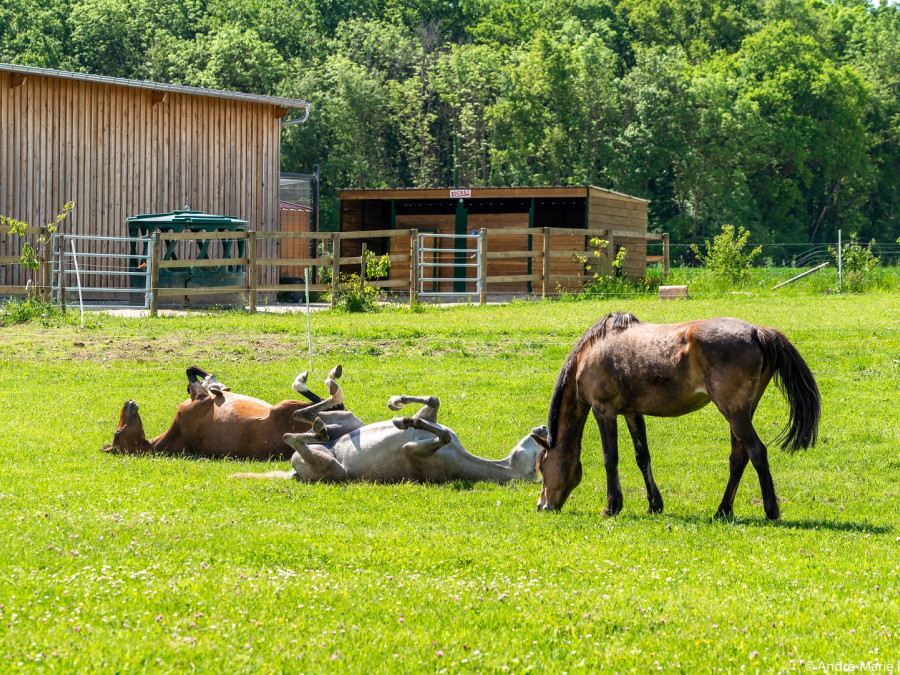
530, 433, 550, 450
534, 447, 547, 473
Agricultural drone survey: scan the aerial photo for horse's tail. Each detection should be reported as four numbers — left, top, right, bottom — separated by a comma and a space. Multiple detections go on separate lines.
229, 470, 296, 480
755, 327, 821, 452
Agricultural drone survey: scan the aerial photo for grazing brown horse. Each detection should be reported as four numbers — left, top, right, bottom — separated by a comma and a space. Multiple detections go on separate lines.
533, 313, 820, 519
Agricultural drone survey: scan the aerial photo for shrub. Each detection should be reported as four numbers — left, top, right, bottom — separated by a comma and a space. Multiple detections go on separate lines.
1, 201, 75, 270
690, 224, 761, 286
334, 273, 384, 312
831, 233, 879, 293
0, 296, 61, 326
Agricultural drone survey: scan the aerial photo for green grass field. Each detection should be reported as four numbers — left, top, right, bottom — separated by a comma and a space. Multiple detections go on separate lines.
1, 295, 898, 672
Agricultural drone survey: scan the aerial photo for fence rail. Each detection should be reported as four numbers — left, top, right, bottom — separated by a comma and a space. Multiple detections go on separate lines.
0, 225, 53, 300
142, 227, 668, 314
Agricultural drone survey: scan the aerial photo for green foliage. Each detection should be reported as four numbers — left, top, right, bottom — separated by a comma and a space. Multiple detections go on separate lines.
365, 248, 391, 279
1, 201, 75, 270
0, 296, 61, 326
334, 273, 384, 312
691, 224, 762, 286
831, 232, 880, 293
2, 0, 900, 245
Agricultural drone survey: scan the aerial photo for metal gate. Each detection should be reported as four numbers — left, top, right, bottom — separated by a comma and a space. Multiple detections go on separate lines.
51, 233, 153, 310
417, 232, 482, 297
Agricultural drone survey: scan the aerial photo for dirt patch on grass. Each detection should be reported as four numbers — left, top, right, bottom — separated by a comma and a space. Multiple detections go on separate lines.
1, 328, 549, 364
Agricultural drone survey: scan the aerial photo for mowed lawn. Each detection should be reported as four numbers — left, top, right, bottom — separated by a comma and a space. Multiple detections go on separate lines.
1, 295, 898, 672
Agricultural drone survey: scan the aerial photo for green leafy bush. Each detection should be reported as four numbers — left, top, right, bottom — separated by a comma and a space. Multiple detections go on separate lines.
691, 224, 762, 286
0, 297, 61, 326
335, 273, 384, 312
831, 233, 879, 293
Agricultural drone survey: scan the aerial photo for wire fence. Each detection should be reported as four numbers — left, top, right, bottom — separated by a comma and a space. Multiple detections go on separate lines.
646, 240, 900, 268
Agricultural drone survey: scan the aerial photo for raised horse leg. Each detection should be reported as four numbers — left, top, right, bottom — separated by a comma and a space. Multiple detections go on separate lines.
387, 395, 440, 423
293, 366, 346, 422
392, 416, 451, 457
593, 408, 623, 516
624, 414, 663, 514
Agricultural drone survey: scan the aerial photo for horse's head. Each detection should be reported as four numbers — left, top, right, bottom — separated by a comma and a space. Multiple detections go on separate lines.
532, 431, 582, 511
104, 400, 153, 454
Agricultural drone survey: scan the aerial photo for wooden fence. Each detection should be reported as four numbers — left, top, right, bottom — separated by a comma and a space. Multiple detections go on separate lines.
0, 225, 52, 300
25, 226, 666, 314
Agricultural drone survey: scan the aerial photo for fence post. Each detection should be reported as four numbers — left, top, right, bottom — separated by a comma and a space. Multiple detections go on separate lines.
150, 233, 160, 317
662, 232, 670, 278
838, 229, 842, 292
607, 231, 616, 275
410, 229, 419, 308
40, 226, 51, 302
479, 228, 487, 305
330, 231, 340, 309
542, 227, 551, 298
360, 242, 367, 291
248, 230, 258, 313
59, 234, 67, 314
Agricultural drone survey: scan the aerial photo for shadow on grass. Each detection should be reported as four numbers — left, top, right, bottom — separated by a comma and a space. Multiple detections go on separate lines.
659, 512, 893, 534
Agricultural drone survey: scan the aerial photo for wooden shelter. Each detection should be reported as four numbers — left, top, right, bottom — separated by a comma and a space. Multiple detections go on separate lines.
0, 62, 310, 294
338, 186, 652, 292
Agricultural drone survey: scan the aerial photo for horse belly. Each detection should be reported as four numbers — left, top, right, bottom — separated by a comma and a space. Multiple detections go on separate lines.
196, 413, 289, 459
334, 427, 420, 482
636, 389, 711, 417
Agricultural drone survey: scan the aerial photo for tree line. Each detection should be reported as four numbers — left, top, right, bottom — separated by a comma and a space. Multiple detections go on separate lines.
3, 0, 899, 247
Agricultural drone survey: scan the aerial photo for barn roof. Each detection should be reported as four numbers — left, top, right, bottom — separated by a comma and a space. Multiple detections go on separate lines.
0, 62, 310, 121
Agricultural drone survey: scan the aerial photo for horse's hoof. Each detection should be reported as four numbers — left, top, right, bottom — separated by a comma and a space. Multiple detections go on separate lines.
647, 503, 663, 514
292, 372, 309, 392
714, 508, 734, 520
387, 396, 404, 411
392, 417, 412, 430
601, 504, 622, 517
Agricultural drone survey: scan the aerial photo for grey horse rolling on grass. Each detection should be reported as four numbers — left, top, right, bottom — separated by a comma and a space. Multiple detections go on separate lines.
232, 394, 547, 484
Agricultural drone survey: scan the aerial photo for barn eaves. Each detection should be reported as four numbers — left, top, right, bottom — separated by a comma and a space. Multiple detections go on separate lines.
0, 62, 311, 124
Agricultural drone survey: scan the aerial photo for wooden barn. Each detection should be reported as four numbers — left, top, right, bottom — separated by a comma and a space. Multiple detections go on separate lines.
0, 62, 310, 296
338, 186, 651, 293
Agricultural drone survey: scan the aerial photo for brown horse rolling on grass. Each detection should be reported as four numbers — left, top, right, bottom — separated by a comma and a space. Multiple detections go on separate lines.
533, 313, 820, 519
105, 365, 358, 460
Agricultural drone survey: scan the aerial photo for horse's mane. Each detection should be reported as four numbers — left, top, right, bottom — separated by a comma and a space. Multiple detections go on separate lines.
546, 313, 641, 445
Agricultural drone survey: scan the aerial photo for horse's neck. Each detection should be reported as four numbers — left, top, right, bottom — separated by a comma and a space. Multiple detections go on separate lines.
551, 378, 590, 451
444, 447, 525, 481
147, 423, 184, 453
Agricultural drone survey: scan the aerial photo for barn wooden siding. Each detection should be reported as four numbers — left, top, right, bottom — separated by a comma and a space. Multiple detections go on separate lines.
0, 68, 287, 290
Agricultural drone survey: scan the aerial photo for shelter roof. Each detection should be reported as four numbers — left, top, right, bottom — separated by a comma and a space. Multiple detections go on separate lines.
338, 186, 648, 203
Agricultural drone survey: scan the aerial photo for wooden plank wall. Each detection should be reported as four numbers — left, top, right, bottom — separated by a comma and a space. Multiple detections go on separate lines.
587, 187, 649, 279
0, 70, 282, 291
279, 208, 311, 279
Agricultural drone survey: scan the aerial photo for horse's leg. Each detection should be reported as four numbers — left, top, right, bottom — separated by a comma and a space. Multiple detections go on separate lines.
624, 414, 663, 514
714, 431, 749, 518
392, 416, 451, 457
593, 408, 623, 516
291, 371, 324, 404
293, 370, 346, 423
729, 412, 779, 520
387, 396, 440, 423
714, 372, 772, 518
